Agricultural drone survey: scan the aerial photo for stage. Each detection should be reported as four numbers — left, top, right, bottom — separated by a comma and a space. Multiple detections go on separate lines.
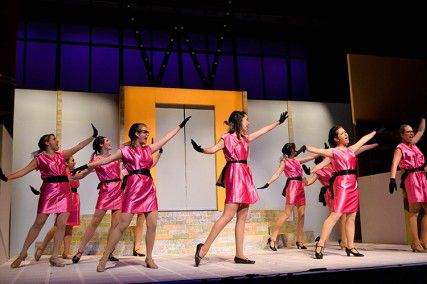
1, 242, 427, 283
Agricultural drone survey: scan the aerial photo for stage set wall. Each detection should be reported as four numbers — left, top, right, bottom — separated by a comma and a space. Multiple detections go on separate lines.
10, 87, 350, 257
0, 126, 12, 264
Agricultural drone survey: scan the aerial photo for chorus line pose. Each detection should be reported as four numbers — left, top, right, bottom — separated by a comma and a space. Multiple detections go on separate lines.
191, 110, 288, 266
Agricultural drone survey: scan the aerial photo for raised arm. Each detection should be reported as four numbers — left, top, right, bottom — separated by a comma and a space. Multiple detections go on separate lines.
247, 112, 287, 142
150, 117, 191, 152
311, 157, 331, 174
297, 154, 318, 164
258, 160, 285, 189
4, 159, 37, 181
191, 138, 224, 155
306, 146, 334, 158
304, 173, 318, 186
63, 124, 98, 159
355, 143, 379, 155
349, 131, 376, 153
413, 118, 425, 144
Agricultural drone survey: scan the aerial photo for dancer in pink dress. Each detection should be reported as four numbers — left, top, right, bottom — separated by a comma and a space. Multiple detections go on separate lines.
305, 125, 378, 259
72, 117, 191, 272
0, 125, 96, 268
191, 110, 288, 266
258, 143, 316, 251
71, 136, 123, 263
35, 156, 82, 260
390, 118, 427, 252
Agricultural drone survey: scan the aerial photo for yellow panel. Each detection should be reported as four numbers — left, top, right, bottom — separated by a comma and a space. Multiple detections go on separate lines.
121, 86, 245, 211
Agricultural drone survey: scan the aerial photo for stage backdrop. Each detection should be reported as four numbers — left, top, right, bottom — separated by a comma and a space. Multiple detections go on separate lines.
0, 125, 12, 264
11, 88, 351, 256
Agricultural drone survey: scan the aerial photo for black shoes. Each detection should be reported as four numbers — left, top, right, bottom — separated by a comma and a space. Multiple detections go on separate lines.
345, 247, 364, 257
72, 250, 83, 264
296, 241, 307, 249
267, 237, 277, 251
108, 253, 119, 261
234, 256, 255, 264
314, 242, 324, 259
195, 243, 204, 267
133, 248, 145, 257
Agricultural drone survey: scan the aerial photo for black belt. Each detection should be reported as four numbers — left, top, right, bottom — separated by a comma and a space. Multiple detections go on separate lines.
42, 175, 69, 183
329, 169, 356, 199
216, 160, 248, 188
282, 176, 303, 197
121, 168, 152, 190
400, 166, 425, 190
71, 188, 78, 193
97, 178, 121, 189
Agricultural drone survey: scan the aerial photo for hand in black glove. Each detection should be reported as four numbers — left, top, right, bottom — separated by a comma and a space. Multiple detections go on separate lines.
302, 164, 311, 175
257, 183, 269, 189
30, 185, 40, 195
159, 148, 163, 154
324, 142, 330, 149
191, 139, 204, 153
179, 116, 192, 128
278, 111, 288, 125
389, 178, 397, 194
91, 123, 98, 138
374, 127, 386, 135
294, 145, 306, 157
0, 168, 8, 182
71, 164, 89, 175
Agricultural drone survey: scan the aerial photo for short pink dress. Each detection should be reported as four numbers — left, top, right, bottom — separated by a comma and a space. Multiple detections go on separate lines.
397, 143, 427, 203
316, 166, 334, 209
66, 169, 80, 226
36, 151, 71, 214
120, 145, 157, 213
283, 158, 305, 206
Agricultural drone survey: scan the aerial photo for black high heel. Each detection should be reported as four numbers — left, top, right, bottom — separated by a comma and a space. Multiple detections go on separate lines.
195, 243, 204, 267
267, 237, 277, 251
108, 253, 119, 261
133, 248, 145, 257
345, 247, 364, 257
72, 250, 83, 264
234, 256, 255, 264
314, 236, 320, 242
296, 241, 307, 249
314, 242, 324, 259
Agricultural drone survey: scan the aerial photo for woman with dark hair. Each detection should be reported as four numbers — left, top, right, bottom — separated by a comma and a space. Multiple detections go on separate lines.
258, 142, 315, 251
0, 125, 97, 268
71, 136, 123, 263
390, 118, 427, 252
191, 110, 287, 266
72, 117, 190, 272
304, 125, 377, 259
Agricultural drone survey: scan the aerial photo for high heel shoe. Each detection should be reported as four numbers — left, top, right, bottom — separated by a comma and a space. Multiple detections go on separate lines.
267, 237, 277, 251
338, 239, 346, 250
194, 243, 204, 267
234, 256, 255, 264
96, 259, 107, 272
49, 257, 65, 267
108, 253, 119, 261
145, 258, 158, 269
411, 243, 426, 253
314, 242, 324, 259
10, 252, 28, 268
72, 250, 83, 264
314, 236, 320, 242
34, 247, 43, 261
345, 247, 364, 257
133, 247, 145, 257
296, 241, 307, 249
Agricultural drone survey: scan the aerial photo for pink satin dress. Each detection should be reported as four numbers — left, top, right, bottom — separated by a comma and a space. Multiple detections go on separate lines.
316, 166, 334, 210
66, 169, 80, 226
397, 143, 427, 203
222, 133, 259, 204
36, 151, 71, 214
120, 145, 157, 213
92, 156, 123, 211
283, 158, 305, 205
330, 148, 358, 213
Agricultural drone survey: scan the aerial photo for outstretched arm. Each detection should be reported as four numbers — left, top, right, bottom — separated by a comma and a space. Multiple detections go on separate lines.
355, 143, 379, 155
304, 173, 318, 186
201, 139, 225, 154
150, 117, 191, 152
305, 146, 334, 158
349, 131, 376, 153
413, 118, 425, 144
297, 154, 318, 164
63, 124, 97, 159
6, 159, 37, 181
87, 149, 122, 169
247, 112, 287, 142
311, 157, 331, 174
265, 160, 286, 185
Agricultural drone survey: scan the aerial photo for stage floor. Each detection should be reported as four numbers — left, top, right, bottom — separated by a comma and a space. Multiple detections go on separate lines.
1, 243, 427, 284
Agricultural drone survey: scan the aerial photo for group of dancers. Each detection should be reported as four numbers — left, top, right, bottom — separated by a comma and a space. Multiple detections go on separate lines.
1, 110, 426, 272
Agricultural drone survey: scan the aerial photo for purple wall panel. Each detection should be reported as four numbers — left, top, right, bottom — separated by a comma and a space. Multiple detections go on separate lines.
264, 57, 288, 100
238, 56, 263, 99
91, 47, 119, 92
25, 42, 56, 89
62, 25, 90, 42
291, 59, 309, 100
92, 27, 118, 45
123, 48, 150, 86
60, 45, 89, 90
153, 51, 179, 88
27, 22, 56, 40
15, 41, 24, 86
212, 54, 234, 91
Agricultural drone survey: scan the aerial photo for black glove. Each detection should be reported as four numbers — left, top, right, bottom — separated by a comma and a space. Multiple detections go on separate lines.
302, 164, 311, 175
294, 145, 306, 157
71, 164, 89, 175
324, 142, 329, 149
0, 168, 8, 182
30, 185, 40, 195
374, 127, 386, 135
159, 148, 163, 154
91, 123, 98, 138
191, 139, 204, 153
257, 183, 269, 189
179, 116, 192, 128
278, 111, 288, 125
389, 178, 397, 194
